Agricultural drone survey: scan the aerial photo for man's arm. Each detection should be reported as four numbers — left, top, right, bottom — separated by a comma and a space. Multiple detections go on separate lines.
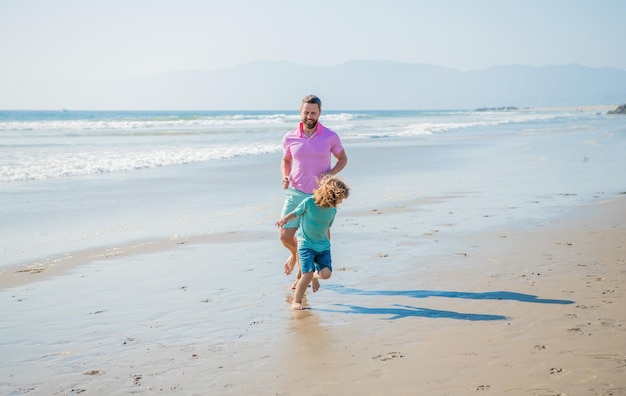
281, 156, 292, 189
329, 150, 347, 176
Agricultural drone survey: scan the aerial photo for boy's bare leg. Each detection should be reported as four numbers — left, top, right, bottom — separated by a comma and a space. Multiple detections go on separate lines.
311, 276, 320, 293
311, 268, 331, 293
292, 272, 314, 310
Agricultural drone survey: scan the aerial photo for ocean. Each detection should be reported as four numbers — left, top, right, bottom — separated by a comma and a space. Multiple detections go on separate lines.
0, 109, 571, 183
1, 108, 625, 270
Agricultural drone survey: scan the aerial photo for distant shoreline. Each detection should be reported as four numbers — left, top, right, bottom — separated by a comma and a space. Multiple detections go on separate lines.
477, 104, 618, 113
0, 104, 620, 112
529, 104, 617, 112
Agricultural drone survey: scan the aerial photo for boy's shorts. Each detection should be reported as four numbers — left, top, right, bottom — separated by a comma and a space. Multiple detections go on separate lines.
298, 248, 332, 274
280, 187, 312, 229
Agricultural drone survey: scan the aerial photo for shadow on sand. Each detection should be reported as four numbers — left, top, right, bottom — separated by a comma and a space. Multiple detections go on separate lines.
312, 285, 575, 321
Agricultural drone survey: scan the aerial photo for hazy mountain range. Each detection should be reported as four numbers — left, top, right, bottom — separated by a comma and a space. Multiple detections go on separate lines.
2, 61, 626, 110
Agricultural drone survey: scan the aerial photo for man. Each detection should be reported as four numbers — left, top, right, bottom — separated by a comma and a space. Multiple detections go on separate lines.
279, 94, 348, 289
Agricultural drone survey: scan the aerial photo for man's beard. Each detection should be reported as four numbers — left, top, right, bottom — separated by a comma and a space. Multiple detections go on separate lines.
303, 119, 318, 129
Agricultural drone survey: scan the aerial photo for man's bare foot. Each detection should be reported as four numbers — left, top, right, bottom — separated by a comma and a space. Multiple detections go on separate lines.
291, 272, 302, 290
291, 302, 304, 310
311, 278, 320, 292
283, 255, 296, 275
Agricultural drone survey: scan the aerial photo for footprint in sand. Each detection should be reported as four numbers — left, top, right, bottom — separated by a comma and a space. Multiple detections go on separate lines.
16, 268, 46, 274
373, 352, 403, 361
567, 327, 585, 335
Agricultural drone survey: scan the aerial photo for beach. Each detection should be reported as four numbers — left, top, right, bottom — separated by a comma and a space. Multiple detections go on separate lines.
1, 108, 625, 395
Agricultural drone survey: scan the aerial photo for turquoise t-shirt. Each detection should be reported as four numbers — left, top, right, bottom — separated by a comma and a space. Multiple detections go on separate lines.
293, 197, 336, 252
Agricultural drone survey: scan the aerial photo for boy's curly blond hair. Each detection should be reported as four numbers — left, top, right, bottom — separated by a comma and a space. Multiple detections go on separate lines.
313, 175, 350, 208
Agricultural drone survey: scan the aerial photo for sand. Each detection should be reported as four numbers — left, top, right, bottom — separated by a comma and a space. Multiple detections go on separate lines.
1, 125, 625, 395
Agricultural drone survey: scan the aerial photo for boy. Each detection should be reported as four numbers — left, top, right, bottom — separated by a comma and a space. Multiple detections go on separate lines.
276, 175, 350, 310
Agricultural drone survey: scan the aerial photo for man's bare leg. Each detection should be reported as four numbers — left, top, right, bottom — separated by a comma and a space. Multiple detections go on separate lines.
292, 272, 313, 310
279, 227, 302, 288
290, 269, 302, 290
279, 227, 298, 275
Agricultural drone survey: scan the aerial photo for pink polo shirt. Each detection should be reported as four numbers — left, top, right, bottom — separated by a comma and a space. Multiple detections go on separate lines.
282, 121, 344, 194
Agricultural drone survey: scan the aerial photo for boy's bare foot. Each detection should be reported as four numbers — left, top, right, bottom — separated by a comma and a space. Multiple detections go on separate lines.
311, 278, 320, 292
283, 255, 296, 275
291, 302, 304, 310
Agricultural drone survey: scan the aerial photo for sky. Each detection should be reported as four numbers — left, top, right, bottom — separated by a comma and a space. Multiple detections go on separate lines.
1, 0, 625, 85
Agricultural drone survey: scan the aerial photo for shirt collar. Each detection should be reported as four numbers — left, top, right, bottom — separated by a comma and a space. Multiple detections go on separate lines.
298, 122, 323, 137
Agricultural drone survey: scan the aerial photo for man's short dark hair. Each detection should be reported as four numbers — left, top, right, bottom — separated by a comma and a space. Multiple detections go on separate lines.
302, 95, 322, 110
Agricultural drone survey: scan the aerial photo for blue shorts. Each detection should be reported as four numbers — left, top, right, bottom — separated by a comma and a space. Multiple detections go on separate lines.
281, 187, 312, 229
298, 248, 332, 274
